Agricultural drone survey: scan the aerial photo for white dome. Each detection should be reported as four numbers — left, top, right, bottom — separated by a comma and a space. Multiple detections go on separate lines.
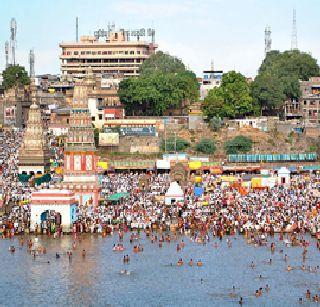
166, 181, 184, 197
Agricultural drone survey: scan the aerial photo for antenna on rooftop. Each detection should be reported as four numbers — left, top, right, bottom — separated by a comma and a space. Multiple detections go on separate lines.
5, 41, 9, 68
291, 9, 298, 50
29, 49, 35, 78
10, 18, 17, 65
76, 17, 79, 42
264, 25, 272, 55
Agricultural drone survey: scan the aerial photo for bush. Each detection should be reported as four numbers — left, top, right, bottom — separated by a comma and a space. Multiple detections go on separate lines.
309, 145, 317, 152
195, 139, 216, 154
164, 137, 190, 152
209, 117, 222, 131
224, 135, 253, 154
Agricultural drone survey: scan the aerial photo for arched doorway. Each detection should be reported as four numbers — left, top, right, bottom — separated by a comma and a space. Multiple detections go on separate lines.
40, 210, 62, 234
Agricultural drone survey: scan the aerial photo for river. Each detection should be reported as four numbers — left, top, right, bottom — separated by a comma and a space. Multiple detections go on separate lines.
0, 233, 319, 306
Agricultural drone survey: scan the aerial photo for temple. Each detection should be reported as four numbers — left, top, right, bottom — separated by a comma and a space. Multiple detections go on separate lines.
59, 81, 101, 207
18, 79, 50, 175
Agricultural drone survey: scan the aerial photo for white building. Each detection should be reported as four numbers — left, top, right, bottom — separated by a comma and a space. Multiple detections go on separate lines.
30, 189, 78, 233
165, 181, 184, 205
200, 68, 223, 100
277, 167, 291, 186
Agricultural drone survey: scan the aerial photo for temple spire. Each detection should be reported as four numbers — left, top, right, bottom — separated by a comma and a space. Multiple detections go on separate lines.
30, 77, 37, 106
18, 87, 50, 175
61, 81, 100, 207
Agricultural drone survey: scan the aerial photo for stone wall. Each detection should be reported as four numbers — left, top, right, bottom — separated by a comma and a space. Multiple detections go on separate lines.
118, 135, 159, 153
305, 126, 320, 138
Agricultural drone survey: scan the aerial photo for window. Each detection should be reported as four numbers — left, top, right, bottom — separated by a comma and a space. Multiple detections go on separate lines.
130, 51, 134, 55
74, 51, 79, 55
99, 114, 103, 120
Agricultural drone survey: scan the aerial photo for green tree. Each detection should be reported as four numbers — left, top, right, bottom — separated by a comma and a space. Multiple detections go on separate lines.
139, 51, 186, 75
164, 136, 190, 152
2, 65, 30, 90
93, 127, 100, 147
251, 72, 285, 113
195, 138, 216, 154
252, 50, 319, 115
224, 135, 253, 154
202, 71, 255, 119
119, 53, 199, 116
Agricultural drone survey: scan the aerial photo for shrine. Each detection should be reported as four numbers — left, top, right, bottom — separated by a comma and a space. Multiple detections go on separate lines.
18, 79, 50, 175
30, 189, 78, 233
59, 81, 101, 207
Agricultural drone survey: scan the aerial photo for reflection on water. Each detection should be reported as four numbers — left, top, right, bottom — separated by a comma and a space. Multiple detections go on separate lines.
1, 234, 320, 306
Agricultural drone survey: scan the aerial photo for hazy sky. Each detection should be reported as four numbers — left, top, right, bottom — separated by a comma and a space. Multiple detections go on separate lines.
0, 0, 318, 77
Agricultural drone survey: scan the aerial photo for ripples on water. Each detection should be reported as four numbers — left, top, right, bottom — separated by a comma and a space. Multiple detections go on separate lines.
0, 234, 319, 307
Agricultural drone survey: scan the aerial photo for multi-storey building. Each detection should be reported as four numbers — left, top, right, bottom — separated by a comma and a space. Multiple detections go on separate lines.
285, 77, 320, 124
199, 66, 223, 100
300, 77, 320, 125
60, 26, 157, 80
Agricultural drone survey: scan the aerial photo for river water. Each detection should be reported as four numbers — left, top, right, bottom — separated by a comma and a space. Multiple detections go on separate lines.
0, 233, 319, 307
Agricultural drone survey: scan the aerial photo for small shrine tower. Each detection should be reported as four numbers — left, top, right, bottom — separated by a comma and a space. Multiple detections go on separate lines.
18, 79, 50, 175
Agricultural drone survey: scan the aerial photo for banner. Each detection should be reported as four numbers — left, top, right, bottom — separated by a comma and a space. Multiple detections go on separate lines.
189, 161, 202, 170
99, 133, 119, 146
4, 106, 16, 125
98, 161, 108, 170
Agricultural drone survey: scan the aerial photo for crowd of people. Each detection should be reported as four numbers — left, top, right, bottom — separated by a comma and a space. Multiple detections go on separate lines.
0, 128, 320, 251
0, 129, 25, 206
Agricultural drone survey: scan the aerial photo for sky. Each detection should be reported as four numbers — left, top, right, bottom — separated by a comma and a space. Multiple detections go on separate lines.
0, 0, 319, 77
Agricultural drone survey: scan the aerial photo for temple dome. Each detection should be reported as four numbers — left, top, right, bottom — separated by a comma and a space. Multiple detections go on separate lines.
30, 103, 39, 110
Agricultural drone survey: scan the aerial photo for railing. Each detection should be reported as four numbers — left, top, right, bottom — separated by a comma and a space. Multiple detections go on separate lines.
228, 153, 317, 163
